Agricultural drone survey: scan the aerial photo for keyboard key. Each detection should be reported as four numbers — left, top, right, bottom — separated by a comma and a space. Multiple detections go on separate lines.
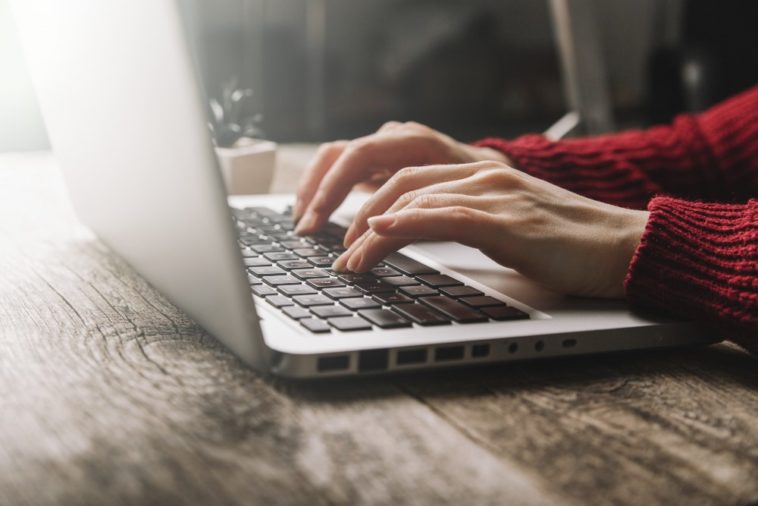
308, 256, 334, 267
278, 284, 318, 297
420, 296, 488, 323
311, 305, 353, 319
252, 285, 277, 297
337, 272, 375, 284
278, 260, 313, 270
282, 306, 312, 320
293, 248, 323, 257
266, 296, 293, 308
327, 316, 372, 332
240, 237, 270, 247
392, 303, 451, 326
256, 225, 280, 234
280, 239, 310, 249
249, 265, 285, 277
306, 277, 346, 289
243, 206, 277, 217
291, 268, 329, 280
370, 266, 401, 277
440, 285, 482, 298
262, 275, 301, 286
358, 309, 412, 329
354, 279, 395, 294
383, 252, 438, 275
324, 222, 347, 237
459, 295, 506, 308
382, 276, 418, 287
481, 306, 530, 321
323, 286, 364, 299
266, 214, 290, 224
241, 249, 260, 258
399, 285, 439, 297
244, 257, 271, 267
340, 297, 381, 310
247, 274, 262, 285
267, 232, 292, 241
300, 318, 331, 333
373, 292, 414, 305
251, 244, 284, 254
264, 252, 299, 261
416, 274, 463, 287
293, 294, 334, 307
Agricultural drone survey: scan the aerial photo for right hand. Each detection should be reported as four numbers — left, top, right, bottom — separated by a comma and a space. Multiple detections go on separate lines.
293, 121, 509, 240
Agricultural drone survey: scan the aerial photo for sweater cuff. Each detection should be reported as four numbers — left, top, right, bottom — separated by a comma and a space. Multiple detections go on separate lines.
473, 135, 552, 174
624, 196, 758, 354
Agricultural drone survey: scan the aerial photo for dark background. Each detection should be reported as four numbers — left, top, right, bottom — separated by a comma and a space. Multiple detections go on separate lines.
1, 0, 756, 151
184, 0, 757, 143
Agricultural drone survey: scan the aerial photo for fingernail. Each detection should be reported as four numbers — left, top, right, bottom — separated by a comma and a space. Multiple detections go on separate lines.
368, 214, 396, 231
332, 252, 349, 271
294, 211, 316, 235
346, 250, 363, 272
292, 199, 302, 221
343, 227, 355, 247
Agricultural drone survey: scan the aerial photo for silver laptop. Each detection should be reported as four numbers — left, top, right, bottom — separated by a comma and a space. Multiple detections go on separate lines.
12, 0, 715, 378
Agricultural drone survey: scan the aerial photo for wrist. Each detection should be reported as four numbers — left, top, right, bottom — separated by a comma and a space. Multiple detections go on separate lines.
466, 145, 512, 166
613, 210, 650, 297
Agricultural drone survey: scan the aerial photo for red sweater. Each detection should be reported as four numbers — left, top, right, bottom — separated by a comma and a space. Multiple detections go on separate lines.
475, 86, 758, 354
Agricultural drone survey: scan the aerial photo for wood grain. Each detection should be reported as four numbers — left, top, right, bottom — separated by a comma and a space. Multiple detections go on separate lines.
1, 152, 756, 506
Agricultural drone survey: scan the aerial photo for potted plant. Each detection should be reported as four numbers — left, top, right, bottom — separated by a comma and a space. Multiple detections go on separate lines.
209, 79, 277, 195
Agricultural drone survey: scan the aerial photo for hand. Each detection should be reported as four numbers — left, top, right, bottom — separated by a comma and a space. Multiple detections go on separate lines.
293, 121, 509, 235
333, 161, 649, 298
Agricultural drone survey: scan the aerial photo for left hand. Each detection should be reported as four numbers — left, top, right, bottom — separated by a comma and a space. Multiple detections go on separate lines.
332, 161, 650, 298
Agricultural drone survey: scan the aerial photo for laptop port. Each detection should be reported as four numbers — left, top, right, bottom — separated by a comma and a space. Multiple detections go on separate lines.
562, 338, 577, 348
508, 342, 518, 354
535, 340, 545, 352
435, 345, 464, 362
358, 349, 389, 372
396, 348, 427, 365
317, 354, 349, 372
471, 343, 490, 358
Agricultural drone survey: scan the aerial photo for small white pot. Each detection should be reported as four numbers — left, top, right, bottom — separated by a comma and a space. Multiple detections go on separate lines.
215, 138, 277, 195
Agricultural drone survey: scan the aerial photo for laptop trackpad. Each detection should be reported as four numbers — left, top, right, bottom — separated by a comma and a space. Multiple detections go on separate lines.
407, 241, 630, 314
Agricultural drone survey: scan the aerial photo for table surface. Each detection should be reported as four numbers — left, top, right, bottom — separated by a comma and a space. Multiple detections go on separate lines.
1, 149, 757, 506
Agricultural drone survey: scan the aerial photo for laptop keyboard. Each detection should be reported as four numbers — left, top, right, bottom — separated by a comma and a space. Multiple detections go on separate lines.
232, 206, 529, 333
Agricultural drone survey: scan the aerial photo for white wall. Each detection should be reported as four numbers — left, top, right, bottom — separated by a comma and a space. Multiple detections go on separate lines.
0, 0, 49, 151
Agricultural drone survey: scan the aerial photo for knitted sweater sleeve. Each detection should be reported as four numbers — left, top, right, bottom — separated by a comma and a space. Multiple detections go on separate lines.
626, 197, 757, 354
474, 86, 758, 352
473, 85, 758, 210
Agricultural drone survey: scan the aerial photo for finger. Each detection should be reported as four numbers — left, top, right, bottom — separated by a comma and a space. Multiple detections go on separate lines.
294, 141, 347, 221
348, 232, 411, 273
332, 228, 371, 271
378, 121, 403, 132
350, 206, 501, 272
298, 134, 423, 234
340, 193, 494, 270
381, 177, 491, 217
344, 162, 489, 246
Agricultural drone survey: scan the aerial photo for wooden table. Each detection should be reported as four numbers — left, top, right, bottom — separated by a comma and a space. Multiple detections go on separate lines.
1, 149, 757, 506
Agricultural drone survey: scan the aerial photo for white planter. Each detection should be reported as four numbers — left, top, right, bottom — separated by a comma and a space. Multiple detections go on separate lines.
215, 138, 277, 195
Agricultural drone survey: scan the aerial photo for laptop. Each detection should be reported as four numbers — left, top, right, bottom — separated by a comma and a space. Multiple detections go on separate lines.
11, 0, 715, 378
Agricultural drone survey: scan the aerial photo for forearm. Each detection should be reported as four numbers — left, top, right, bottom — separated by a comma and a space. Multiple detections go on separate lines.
624, 197, 758, 354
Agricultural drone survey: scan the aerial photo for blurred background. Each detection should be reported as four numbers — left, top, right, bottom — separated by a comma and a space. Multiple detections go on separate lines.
1, 0, 756, 152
